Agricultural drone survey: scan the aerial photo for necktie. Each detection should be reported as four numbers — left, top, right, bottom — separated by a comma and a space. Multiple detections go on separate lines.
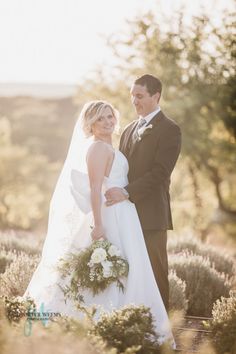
137, 118, 146, 129
133, 118, 146, 143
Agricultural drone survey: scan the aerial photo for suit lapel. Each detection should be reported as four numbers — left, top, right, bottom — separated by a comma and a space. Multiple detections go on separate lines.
129, 111, 163, 158
122, 121, 139, 155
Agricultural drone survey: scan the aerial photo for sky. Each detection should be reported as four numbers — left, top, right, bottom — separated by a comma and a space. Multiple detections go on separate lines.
0, 0, 234, 84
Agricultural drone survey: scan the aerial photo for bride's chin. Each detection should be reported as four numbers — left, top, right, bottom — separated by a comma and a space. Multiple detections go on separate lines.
94, 132, 113, 140
102, 128, 114, 135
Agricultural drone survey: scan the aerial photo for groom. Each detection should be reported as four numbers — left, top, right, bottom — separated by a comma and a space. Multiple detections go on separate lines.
105, 74, 181, 311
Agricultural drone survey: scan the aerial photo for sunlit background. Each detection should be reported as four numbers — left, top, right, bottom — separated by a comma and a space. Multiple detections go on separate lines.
0, 0, 234, 85
0, 0, 235, 242
0, 2, 236, 352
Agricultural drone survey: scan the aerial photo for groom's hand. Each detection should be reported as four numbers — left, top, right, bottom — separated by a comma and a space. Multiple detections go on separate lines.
105, 187, 128, 206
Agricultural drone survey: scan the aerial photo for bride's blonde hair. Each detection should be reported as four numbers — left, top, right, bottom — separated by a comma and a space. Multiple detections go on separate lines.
79, 100, 120, 137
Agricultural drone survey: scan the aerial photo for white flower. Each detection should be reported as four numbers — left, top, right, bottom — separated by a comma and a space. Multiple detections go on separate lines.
108, 245, 121, 257
102, 260, 112, 270
90, 248, 107, 264
87, 261, 93, 268
103, 269, 112, 278
102, 260, 113, 278
137, 124, 153, 139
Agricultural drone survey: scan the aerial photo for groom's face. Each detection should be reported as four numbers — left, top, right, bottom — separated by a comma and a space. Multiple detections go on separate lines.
130, 84, 160, 117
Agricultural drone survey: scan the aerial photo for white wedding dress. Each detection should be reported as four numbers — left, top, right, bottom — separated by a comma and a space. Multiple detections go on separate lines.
24, 148, 175, 346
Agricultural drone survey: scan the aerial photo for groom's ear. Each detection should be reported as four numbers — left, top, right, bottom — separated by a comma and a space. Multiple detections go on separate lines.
153, 91, 161, 103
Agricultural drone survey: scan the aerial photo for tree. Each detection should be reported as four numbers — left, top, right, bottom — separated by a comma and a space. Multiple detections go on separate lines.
0, 116, 55, 229
97, 10, 236, 235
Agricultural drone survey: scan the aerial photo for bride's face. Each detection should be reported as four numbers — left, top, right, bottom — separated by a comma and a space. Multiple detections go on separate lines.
91, 107, 117, 137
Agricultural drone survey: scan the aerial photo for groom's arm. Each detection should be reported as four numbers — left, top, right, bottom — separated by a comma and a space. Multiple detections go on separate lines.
125, 124, 181, 203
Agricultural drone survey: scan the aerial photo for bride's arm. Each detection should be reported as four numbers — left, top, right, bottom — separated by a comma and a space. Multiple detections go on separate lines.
87, 142, 110, 240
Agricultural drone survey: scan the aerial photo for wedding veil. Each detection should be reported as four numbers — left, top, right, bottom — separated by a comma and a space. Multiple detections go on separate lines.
24, 100, 120, 306
43, 114, 94, 256
23, 109, 95, 302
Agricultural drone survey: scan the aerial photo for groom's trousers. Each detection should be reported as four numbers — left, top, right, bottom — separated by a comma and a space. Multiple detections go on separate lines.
143, 230, 169, 312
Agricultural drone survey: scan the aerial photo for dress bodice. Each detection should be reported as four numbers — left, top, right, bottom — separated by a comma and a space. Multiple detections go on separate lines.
103, 150, 129, 189
70, 149, 129, 214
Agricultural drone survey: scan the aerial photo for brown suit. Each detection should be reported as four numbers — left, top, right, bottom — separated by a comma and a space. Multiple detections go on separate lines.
119, 110, 181, 310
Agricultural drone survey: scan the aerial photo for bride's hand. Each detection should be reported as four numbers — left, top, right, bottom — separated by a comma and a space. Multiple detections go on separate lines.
91, 225, 106, 241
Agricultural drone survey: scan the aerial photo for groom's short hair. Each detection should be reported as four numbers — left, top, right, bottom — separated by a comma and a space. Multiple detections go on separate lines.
134, 74, 162, 96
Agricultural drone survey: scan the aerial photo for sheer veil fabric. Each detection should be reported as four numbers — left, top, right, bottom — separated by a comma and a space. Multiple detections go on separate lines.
23, 116, 95, 307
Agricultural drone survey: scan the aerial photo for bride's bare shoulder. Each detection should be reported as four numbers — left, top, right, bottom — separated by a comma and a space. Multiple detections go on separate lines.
87, 141, 113, 160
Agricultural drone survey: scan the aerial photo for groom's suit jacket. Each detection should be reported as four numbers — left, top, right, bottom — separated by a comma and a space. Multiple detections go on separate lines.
119, 110, 181, 231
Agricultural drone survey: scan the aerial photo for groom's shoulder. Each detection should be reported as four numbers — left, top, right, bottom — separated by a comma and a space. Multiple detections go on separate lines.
160, 111, 181, 132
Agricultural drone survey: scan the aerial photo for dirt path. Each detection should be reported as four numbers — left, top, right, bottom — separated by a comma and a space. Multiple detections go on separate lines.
173, 316, 212, 353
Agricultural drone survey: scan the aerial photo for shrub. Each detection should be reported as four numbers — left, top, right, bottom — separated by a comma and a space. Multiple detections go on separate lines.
168, 235, 201, 254
90, 305, 162, 353
168, 235, 235, 278
0, 301, 117, 354
169, 270, 188, 313
0, 250, 14, 273
169, 252, 230, 316
1, 295, 36, 323
0, 252, 39, 297
199, 246, 235, 279
210, 290, 236, 354
0, 231, 40, 256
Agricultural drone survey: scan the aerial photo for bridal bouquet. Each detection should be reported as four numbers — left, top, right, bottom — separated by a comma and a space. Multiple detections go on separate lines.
58, 240, 129, 302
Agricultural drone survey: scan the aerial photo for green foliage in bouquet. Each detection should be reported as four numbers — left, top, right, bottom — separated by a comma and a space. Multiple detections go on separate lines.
1, 295, 36, 323
210, 290, 236, 354
59, 240, 129, 301
90, 305, 162, 354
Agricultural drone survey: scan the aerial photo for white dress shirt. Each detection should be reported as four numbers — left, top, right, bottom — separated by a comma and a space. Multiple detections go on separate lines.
139, 106, 161, 126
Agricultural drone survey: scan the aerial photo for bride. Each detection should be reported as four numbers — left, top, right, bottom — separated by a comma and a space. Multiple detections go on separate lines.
24, 100, 175, 346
